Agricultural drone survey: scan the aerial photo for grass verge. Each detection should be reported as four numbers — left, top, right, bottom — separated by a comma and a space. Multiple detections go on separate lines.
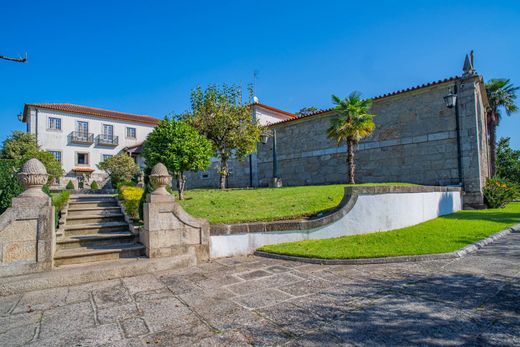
258, 203, 520, 259
179, 183, 415, 224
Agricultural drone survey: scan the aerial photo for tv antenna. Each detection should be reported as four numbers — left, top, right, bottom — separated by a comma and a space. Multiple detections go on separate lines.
0, 52, 27, 63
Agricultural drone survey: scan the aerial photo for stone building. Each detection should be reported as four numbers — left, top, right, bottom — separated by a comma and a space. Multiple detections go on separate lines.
186, 56, 490, 206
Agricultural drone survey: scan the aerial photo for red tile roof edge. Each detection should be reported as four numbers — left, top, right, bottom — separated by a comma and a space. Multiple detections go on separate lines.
252, 103, 298, 119
272, 76, 461, 125
23, 103, 161, 126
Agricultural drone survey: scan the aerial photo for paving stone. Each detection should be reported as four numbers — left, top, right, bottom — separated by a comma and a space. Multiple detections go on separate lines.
12, 287, 69, 314
265, 265, 292, 273
121, 317, 149, 338
255, 302, 325, 335
97, 302, 140, 324
122, 274, 165, 295
32, 322, 122, 347
0, 323, 37, 347
141, 315, 212, 346
39, 301, 95, 339
445, 255, 520, 278
238, 320, 296, 346
158, 274, 201, 294
233, 289, 294, 309
138, 296, 193, 332
0, 311, 42, 334
197, 274, 243, 290
66, 279, 121, 304
237, 269, 272, 280
133, 288, 174, 303
196, 329, 252, 346
0, 294, 20, 316
278, 278, 335, 296
226, 272, 304, 295
93, 284, 133, 309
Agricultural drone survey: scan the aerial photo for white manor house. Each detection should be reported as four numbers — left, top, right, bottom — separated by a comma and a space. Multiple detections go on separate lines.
20, 102, 295, 188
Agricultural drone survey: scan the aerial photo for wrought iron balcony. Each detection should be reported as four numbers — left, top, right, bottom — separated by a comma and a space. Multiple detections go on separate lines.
96, 134, 119, 146
70, 131, 94, 144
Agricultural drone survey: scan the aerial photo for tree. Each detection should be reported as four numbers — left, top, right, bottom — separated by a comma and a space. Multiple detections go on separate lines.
485, 79, 518, 176
143, 118, 213, 199
97, 153, 140, 187
1, 131, 39, 160
496, 137, 520, 184
1, 131, 63, 184
187, 84, 261, 189
327, 92, 376, 184
296, 106, 319, 117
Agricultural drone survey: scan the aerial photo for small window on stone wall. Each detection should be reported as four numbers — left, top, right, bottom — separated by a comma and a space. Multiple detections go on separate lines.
199, 172, 210, 179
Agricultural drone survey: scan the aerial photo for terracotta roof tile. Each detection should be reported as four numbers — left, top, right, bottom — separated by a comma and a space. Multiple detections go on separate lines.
23, 103, 160, 126
72, 167, 95, 172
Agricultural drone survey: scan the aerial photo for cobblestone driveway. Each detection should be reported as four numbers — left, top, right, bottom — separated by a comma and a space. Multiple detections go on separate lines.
1, 231, 519, 346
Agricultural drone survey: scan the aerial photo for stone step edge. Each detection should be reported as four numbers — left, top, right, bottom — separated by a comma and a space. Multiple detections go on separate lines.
68, 206, 121, 212
0, 255, 197, 296
254, 224, 520, 265
57, 231, 135, 244
64, 221, 129, 230
68, 200, 117, 205
54, 243, 145, 260
65, 213, 124, 220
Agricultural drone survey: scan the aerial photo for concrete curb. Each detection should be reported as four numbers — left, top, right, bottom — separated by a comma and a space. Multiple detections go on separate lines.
254, 223, 520, 265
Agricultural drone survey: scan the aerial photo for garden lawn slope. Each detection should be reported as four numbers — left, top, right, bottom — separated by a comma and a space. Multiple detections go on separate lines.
258, 203, 520, 259
179, 183, 415, 224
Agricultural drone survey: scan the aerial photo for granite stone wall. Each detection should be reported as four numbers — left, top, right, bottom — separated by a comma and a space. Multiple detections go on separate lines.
185, 75, 489, 204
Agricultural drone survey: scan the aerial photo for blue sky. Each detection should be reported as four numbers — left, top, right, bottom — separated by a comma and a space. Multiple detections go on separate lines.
1, 1, 519, 148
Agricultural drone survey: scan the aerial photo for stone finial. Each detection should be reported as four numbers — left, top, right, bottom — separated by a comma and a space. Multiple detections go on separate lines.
462, 51, 475, 76
149, 163, 172, 195
17, 158, 49, 197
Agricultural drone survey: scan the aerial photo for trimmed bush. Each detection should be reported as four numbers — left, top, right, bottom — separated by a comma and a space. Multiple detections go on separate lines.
116, 181, 136, 190
483, 177, 517, 208
50, 191, 70, 228
118, 186, 144, 220
66, 180, 74, 190
0, 159, 24, 213
90, 180, 99, 190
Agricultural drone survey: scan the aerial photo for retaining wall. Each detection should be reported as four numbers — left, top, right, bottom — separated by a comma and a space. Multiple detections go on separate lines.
209, 186, 462, 258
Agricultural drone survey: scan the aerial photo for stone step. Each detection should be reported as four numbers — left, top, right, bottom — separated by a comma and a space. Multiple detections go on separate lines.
67, 206, 122, 217
68, 201, 119, 208
69, 194, 116, 201
64, 221, 130, 235
54, 243, 145, 267
65, 213, 126, 225
56, 231, 137, 250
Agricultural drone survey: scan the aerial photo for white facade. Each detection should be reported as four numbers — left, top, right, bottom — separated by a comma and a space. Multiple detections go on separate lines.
24, 106, 157, 188
251, 103, 295, 125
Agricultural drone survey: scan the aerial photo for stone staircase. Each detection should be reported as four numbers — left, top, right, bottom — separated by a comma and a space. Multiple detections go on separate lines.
54, 195, 144, 266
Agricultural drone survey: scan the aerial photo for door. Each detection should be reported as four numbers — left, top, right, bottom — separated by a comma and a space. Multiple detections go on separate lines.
77, 121, 89, 141
102, 124, 114, 142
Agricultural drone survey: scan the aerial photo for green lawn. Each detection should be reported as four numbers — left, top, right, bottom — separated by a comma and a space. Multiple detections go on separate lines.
178, 183, 415, 224
258, 203, 520, 259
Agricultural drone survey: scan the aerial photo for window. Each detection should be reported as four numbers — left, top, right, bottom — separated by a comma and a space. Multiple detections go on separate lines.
48, 151, 62, 163
102, 154, 113, 161
76, 152, 89, 165
199, 172, 210, 179
126, 127, 136, 139
102, 124, 114, 141
48, 117, 61, 130
76, 121, 89, 135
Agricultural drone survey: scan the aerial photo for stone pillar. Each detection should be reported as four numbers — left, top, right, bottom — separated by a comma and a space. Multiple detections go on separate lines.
142, 163, 210, 261
0, 158, 55, 277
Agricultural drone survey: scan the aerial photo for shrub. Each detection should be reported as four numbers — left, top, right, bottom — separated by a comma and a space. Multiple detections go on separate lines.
90, 180, 99, 190
119, 186, 144, 220
50, 191, 70, 228
116, 180, 136, 190
97, 154, 140, 187
483, 177, 517, 208
66, 180, 75, 190
0, 159, 24, 213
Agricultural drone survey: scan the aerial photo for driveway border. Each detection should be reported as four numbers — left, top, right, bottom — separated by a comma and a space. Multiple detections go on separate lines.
254, 223, 520, 265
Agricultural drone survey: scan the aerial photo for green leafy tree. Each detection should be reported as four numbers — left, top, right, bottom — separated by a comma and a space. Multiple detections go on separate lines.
143, 118, 212, 199
496, 137, 520, 184
187, 84, 261, 189
0, 160, 24, 213
97, 153, 140, 187
0, 131, 39, 160
1, 130, 63, 184
485, 79, 518, 176
327, 92, 376, 184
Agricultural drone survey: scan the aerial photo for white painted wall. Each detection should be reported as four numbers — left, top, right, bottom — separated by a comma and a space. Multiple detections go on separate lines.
27, 107, 155, 185
209, 191, 462, 258
253, 105, 293, 125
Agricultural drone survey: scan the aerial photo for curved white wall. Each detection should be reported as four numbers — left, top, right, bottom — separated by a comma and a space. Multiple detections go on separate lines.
210, 190, 462, 258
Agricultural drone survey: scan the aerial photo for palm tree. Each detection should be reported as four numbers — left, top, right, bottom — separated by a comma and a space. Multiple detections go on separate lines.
327, 92, 376, 184
485, 79, 518, 176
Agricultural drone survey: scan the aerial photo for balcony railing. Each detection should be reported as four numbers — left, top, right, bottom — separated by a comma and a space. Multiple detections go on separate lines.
70, 131, 94, 144
96, 135, 119, 146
